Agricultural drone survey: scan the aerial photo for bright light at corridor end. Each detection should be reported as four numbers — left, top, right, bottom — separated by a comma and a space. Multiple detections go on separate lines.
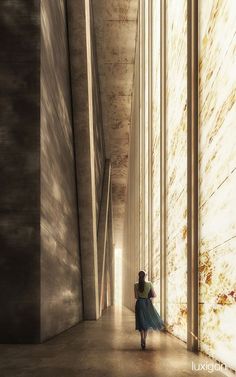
114, 248, 122, 306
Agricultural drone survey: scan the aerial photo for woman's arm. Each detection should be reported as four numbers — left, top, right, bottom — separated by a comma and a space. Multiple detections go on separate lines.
150, 283, 157, 298
134, 284, 139, 299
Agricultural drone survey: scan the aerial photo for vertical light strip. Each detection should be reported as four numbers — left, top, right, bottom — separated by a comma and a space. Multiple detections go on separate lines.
85, 0, 99, 316
139, 0, 145, 270
131, 18, 141, 289
138, 1, 142, 271
160, 0, 167, 323
187, 0, 199, 352
137, 9, 141, 274
148, 0, 153, 279
142, 0, 146, 271
137, 2, 141, 272
144, 0, 149, 274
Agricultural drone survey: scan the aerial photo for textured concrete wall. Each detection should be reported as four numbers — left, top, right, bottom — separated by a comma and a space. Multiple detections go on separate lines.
199, 0, 236, 370
123, 32, 140, 312
67, 0, 108, 320
92, 0, 138, 249
107, 200, 114, 307
0, 0, 113, 343
67, 0, 114, 320
90, 11, 106, 224
40, 0, 83, 341
97, 161, 112, 314
0, 0, 40, 343
67, 0, 100, 319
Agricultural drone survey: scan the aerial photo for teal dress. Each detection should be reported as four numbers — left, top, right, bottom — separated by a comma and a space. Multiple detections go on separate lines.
134, 281, 164, 331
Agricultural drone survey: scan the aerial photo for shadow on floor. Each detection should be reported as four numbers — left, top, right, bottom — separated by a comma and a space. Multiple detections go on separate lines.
0, 306, 232, 377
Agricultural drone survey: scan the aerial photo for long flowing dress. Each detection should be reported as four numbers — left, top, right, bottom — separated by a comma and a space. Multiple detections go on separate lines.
134, 281, 164, 331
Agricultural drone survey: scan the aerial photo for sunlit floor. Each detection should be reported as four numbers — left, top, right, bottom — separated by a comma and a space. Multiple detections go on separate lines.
0, 306, 231, 377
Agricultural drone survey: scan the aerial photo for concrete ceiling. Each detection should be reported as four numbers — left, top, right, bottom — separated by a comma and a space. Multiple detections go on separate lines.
92, 0, 139, 248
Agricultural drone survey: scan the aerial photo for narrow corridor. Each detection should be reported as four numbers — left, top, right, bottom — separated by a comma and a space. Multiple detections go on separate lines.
1, 0, 236, 376
0, 306, 228, 377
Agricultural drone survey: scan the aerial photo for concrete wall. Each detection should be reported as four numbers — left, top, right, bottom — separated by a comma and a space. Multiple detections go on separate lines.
67, 0, 113, 320
0, 0, 41, 343
90, 6, 106, 224
91, 0, 138, 250
123, 27, 140, 312
0, 0, 114, 344
40, 0, 83, 341
0, 0, 84, 343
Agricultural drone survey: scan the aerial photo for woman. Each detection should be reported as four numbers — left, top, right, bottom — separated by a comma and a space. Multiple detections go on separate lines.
134, 270, 165, 350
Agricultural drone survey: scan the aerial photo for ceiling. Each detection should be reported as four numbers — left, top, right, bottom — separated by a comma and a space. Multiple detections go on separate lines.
92, 0, 139, 248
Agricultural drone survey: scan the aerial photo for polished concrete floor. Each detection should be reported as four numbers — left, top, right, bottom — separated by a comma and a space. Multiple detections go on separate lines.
0, 306, 231, 377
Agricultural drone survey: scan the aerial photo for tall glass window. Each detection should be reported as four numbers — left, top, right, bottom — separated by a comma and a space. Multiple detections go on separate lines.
151, 0, 161, 312
199, 0, 236, 369
166, 0, 188, 342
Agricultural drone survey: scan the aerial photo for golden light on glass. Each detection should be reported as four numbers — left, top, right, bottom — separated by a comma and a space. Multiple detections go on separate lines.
166, 0, 188, 342
199, 0, 236, 370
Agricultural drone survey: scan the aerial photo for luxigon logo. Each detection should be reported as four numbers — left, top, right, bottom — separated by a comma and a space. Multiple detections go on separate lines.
191, 362, 224, 374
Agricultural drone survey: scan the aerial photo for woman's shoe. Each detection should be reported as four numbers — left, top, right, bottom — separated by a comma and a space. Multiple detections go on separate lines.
141, 340, 146, 350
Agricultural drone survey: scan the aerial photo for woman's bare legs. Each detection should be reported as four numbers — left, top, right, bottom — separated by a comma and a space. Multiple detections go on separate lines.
140, 330, 147, 349
144, 330, 147, 341
140, 330, 144, 342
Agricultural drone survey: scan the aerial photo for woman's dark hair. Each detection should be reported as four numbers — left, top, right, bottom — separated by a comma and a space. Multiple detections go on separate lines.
138, 270, 146, 292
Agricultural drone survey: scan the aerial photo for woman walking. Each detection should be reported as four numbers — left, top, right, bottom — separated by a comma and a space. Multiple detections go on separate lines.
134, 270, 165, 350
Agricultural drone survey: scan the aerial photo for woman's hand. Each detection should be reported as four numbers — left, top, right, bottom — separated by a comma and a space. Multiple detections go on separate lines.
149, 287, 156, 298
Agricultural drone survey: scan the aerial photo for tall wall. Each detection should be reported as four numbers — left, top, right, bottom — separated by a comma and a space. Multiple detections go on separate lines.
67, 0, 113, 320
0, 0, 41, 343
0, 0, 113, 343
123, 20, 140, 311
40, 0, 83, 341
123, 0, 236, 371
90, 4, 106, 224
